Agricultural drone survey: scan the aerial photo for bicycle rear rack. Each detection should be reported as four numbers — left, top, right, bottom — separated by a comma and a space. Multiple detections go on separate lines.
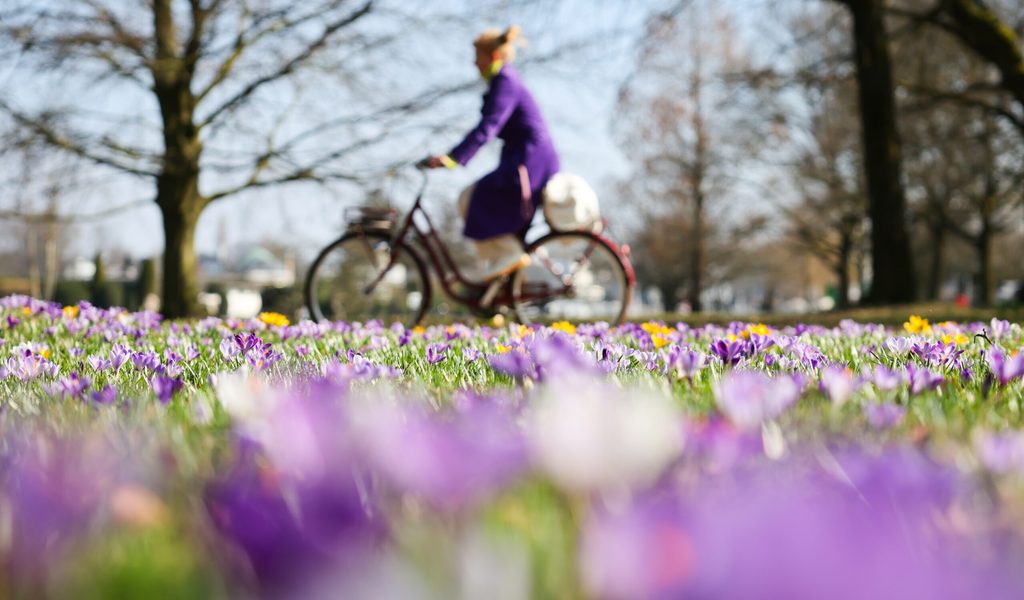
345, 206, 397, 231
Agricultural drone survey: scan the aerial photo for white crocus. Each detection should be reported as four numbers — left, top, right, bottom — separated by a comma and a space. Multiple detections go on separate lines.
528, 376, 682, 493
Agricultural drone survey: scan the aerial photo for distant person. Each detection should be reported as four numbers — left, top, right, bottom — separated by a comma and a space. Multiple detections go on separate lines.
423, 25, 560, 280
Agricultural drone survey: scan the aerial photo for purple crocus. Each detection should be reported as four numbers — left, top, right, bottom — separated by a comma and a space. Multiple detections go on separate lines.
150, 375, 183, 404
885, 336, 911, 356
462, 347, 482, 363
219, 337, 240, 360
714, 370, 801, 429
4, 435, 112, 582
87, 355, 111, 372
710, 338, 751, 366
90, 385, 118, 405
580, 448, 1021, 600
58, 372, 91, 399
990, 318, 1012, 341
869, 364, 904, 391
669, 347, 707, 379
987, 347, 1024, 386
356, 400, 527, 510
109, 345, 130, 373
426, 343, 449, 365
489, 349, 537, 380
906, 363, 943, 395
205, 440, 377, 596
974, 431, 1024, 474
863, 403, 906, 430
820, 365, 858, 406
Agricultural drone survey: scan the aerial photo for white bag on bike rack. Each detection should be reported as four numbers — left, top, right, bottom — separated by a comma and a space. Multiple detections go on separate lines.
542, 173, 601, 233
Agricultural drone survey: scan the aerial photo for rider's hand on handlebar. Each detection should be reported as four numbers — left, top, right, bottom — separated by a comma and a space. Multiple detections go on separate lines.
421, 155, 445, 169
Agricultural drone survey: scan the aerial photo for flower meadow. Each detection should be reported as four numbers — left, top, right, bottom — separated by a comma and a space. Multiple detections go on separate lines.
2, 295, 1024, 599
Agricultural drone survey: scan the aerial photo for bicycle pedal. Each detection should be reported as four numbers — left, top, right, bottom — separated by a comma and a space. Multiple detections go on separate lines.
479, 276, 508, 308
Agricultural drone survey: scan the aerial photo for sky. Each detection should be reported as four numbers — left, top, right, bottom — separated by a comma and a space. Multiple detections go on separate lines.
0, 0, 797, 266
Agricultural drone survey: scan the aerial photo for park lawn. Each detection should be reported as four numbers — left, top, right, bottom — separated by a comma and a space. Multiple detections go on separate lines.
1, 295, 1023, 599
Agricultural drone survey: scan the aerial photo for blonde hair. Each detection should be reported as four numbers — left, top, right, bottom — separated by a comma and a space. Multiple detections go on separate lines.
474, 25, 523, 62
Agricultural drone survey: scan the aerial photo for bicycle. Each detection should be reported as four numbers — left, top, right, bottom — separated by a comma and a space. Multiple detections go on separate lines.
304, 164, 636, 326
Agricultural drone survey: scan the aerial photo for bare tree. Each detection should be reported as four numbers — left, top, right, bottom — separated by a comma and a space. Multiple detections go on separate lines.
894, 5, 1024, 304
830, 0, 918, 303
786, 79, 867, 310
0, 1, 514, 316
616, 1, 768, 313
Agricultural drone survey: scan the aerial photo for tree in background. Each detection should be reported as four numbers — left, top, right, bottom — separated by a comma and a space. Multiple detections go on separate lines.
0, 1, 533, 317
894, 3, 1024, 305
831, 0, 917, 303
786, 80, 867, 310
90, 253, 110, 308
138, 258, 158, 311
616, 2, 770, 312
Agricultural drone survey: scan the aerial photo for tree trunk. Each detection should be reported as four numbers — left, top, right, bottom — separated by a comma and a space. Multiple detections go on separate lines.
151, 0, 205, 318
658, 283, 678, 314
688, 191, 704, 313
975, 220, 992, 307
836, 230, 852, 309
159, 188, 202, 318
844, 0, 917, 303
926, 216, 945, 300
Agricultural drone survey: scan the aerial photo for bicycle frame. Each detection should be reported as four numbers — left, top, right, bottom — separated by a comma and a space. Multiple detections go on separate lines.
354, 169, 636, 312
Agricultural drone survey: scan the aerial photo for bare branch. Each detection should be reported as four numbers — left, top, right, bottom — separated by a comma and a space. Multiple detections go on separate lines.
0, 198, 151, 224
198, 1, 374, 128
0, 99, 158, 178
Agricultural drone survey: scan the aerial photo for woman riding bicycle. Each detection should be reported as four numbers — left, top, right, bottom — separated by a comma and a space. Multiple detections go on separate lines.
424, 25, 560, 281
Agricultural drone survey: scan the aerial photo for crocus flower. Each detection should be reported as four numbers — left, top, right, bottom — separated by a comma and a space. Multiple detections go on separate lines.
529, 376, 682, 492
4, 434, 113, 581
90, 385, 118, 405
714, 370, 801, 429
87, 355, 111, 371
355, 398, 527, 510
869, 364, 903, 391
710, 338, 751, 366
864, 403, 906, 429
489, 349, 536, 380
580, 448, 1020, 600
58, 372, 91, 399
150, 375, 183, 404
885, 336, 911, 355
974, 431, 1024, 474
668, 347, 707, 379
205, 441, 377, 596
219, 337, 240, 360
990, 318, 1011, 340
820, 365, 858, 407
987, 348, 1024, 386
906, 363, 943, 395
426, 343, 448, 365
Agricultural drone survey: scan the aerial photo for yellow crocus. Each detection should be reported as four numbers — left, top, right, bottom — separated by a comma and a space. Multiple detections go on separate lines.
903, 315, 931, 335
63, 305, 80, 318
257, 312, 290, 327
941, 333, 969, 346
551, 321, 576, 335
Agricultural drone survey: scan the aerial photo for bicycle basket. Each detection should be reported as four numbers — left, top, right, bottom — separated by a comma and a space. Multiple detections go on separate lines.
345, 206, 397, 230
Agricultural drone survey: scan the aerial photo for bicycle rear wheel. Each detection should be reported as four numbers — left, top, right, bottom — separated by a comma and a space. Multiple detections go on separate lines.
511, 231, 630, 325
305, 231, 431, 326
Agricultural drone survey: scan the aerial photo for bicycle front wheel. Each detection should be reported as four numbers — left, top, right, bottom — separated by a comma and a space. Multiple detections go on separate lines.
305, 231, 431, 326
511, 231, 630, 325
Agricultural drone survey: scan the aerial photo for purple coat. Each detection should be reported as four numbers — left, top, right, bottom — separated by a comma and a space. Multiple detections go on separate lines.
450, 65, 560, 240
